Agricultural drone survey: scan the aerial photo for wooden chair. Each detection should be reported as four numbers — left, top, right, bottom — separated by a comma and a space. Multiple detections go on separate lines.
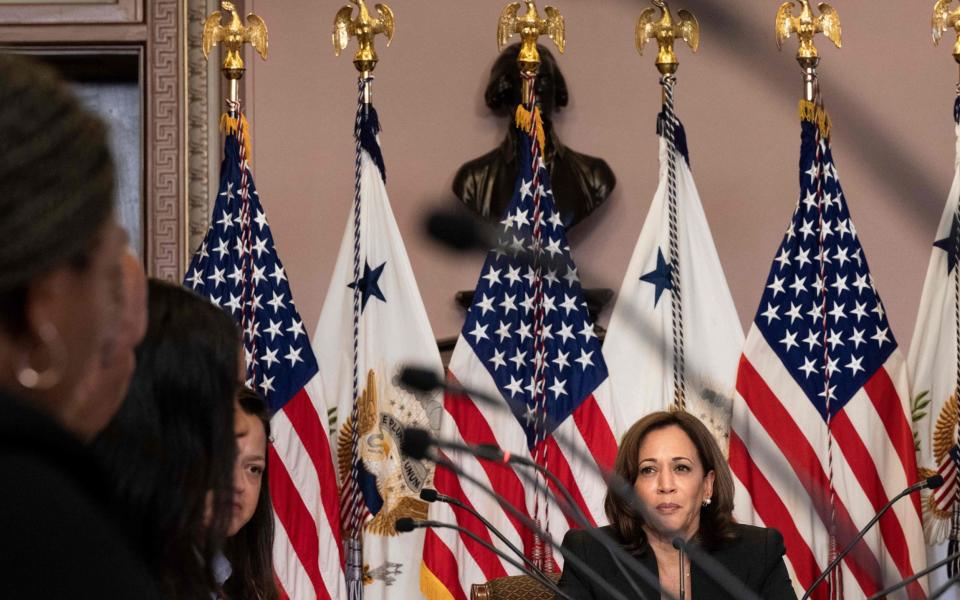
470, 572, 562, 600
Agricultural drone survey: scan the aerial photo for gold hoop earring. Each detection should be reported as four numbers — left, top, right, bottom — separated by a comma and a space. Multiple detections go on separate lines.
17, 322, 65, 390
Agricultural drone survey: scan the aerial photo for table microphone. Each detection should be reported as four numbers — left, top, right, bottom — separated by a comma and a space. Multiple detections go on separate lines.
395, 517, 573, 600
402, 427, 666, 600
419, 488, 536, 574
801, 474, 945, 600
672, 537, 762, 600
866, 549, 960, 599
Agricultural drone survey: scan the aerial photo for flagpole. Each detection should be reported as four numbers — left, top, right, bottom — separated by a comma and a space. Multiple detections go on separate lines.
332, 3, 395, 597
636, 0, 700, 412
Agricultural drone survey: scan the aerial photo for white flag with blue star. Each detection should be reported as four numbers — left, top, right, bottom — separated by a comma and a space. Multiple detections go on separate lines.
312, 103, 443, 600
909, 96, 960, 592
602, 109, 743, 448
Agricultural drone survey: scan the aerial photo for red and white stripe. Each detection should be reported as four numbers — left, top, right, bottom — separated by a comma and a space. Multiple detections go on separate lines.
270, 375, 346, 600
421, 339, 618, 599
730, 328, 926, 599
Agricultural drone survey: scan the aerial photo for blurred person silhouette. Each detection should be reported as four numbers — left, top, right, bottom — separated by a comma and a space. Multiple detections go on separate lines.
0, 53, 160, 596
215, 386, 278, 600
93, 279, 240, 598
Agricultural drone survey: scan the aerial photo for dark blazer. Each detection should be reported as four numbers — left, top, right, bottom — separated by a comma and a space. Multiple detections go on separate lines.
557, 523, 797, 600
0, 391, 161, 598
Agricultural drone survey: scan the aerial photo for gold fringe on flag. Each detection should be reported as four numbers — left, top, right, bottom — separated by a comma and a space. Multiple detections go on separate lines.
798, 99, 832, 140
419, 563, 457, 600
515, 104, 546, 154
219, 112, 254, 165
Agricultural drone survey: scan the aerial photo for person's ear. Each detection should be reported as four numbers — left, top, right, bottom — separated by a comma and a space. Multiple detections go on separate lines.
704, 470, 715, 503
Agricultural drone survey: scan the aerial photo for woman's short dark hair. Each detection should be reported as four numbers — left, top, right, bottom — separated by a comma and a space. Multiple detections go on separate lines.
224, 386, 278, 600
604, 411, 736, 552
0, 53, 115, 336
93, 279, 239, 598
484, 42, 569, 117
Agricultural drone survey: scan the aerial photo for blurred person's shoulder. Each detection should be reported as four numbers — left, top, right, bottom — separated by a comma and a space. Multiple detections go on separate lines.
0, 392, 161, 598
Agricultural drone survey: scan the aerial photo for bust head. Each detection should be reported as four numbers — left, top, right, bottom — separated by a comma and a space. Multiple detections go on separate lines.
484, 43, 568, 118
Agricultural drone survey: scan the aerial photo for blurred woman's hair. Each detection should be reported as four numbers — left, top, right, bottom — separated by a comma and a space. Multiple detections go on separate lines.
223, 386, 278, 600
0, 53, 115, 337
93, 279, 239, 597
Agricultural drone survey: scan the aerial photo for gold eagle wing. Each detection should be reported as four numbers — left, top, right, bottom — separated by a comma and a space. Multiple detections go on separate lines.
497, 2, 521, 52
677, 9, 700, 53
244, 14, 269, 59
332, 5, 354, 56
635, 7, 658, 55
817, 3, 841, 49
375, 3, 396, 46
775, 2, 796, 50
933, 0, 955, 45
202, 11, 224, 59
544, 6, 565, 54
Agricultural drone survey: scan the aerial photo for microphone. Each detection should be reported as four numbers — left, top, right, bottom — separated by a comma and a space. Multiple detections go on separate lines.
802, 475, 945, 600
672, 537, 762, 600
405, 429, 668, 600
395, 517, 574, 600
418, 488, 537, 575
866, 549, 960, 599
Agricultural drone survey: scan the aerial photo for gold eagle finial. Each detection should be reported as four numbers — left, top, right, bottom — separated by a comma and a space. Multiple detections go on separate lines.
332, 0, 396, 75
497, 1, 565, 77
933, 0, 960, 63
775, 0, 841, 68
202, 1, 268, 78
636, 0, 700, 75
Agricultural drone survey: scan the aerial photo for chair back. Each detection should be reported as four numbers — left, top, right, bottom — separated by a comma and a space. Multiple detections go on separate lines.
469, 572, 562, 600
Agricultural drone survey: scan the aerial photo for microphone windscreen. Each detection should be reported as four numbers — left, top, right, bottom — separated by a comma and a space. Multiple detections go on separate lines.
395, 517, 417, 533
671, 537, 684, 551
399, 366, 443, 393
927, 474, 945, 489
420, 488, 439, 502
401, 427, 433, 460
426, 211, 484, 252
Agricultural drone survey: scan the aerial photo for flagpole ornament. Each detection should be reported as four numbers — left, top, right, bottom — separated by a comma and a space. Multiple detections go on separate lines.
333, 0, 395, 78
202, 1, 268, 104
775, 1, 841, 102
636, 0, 699, 76
933, 0, 960, 86
498, 1, 564, 99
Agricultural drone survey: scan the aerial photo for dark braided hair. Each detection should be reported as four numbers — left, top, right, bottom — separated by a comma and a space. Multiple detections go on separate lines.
0, 53, 115, 335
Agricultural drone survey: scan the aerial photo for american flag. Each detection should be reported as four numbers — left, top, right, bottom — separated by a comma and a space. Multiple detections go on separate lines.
729, 103, 926, 599
186, 112, 346, 600
420, 109, 618, 600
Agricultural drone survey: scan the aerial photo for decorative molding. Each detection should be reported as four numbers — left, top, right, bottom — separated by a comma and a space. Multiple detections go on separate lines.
146, 0, 186, 280
187, 0, 213, 255
0, 0, 141, 24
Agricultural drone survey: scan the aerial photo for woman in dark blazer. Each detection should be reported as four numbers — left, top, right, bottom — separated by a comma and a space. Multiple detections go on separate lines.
557, 411, 797, 599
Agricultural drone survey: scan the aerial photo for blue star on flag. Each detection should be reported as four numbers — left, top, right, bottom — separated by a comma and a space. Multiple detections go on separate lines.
348, 259, 387, 311
640, 247, 673, 307
934, 214, 960, 274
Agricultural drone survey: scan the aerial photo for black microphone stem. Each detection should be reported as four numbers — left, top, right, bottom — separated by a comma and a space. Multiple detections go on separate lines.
432, 454, 653, 600
673, 537, 762, 600
930, 572, 960, 600
506, 450, 651, 600
433, 493, 540, 576
420, 520, 574, 600
866, 550, 960, 600
802, 481, 926, 600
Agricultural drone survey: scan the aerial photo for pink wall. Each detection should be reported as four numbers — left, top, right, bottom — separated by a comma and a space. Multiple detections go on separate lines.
241, 0, 955, 352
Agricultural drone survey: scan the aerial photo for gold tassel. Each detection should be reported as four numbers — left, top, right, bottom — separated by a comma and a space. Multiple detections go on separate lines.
515, 104, 547, 155
798, 100, 832, 140
219, 112, 254, 165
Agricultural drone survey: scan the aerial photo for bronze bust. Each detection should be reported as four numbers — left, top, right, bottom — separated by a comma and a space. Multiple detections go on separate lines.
453, 43, 616, 230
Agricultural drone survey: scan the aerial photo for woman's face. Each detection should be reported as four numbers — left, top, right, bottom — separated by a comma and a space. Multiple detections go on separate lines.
27, 218, 127, 436
633, 425, 715, 543
227, 405, 267, 537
